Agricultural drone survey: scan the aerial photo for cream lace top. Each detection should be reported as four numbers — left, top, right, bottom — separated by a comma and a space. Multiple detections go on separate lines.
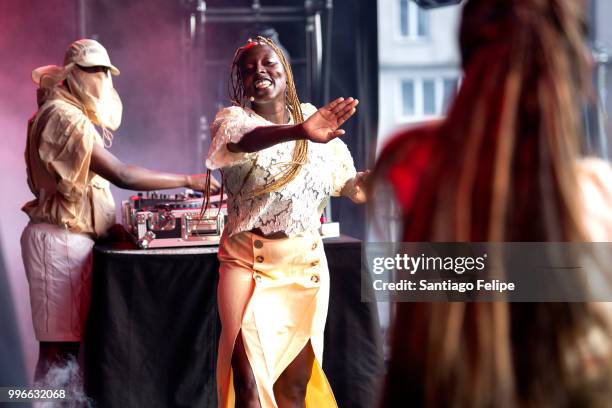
206, 103, 356, 237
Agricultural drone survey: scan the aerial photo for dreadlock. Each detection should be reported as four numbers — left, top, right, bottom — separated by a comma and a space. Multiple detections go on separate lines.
228, 35, 308, 199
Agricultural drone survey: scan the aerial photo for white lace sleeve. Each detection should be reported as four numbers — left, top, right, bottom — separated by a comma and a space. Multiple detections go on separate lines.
329, 138, 357, 196
300, 102, 356, 196
205, 106, 259, 170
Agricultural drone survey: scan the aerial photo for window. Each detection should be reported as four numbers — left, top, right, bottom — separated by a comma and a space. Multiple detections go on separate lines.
400, 76, 459, 121
442, 78, 459, 112
417, 6, 429, 37
400, 0, 409, 37
423, 79, 435, 115
399, 0, 429, 40
401, 80, 415, 116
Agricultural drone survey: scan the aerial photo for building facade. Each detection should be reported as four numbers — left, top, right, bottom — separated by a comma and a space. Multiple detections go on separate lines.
377, 0, 462, 151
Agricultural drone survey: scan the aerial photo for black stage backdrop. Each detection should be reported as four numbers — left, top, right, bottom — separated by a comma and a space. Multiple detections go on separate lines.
85, 238, 383, 408
326, 0, 379, 241
85, 248, 221, 407
85, 0, 379, 240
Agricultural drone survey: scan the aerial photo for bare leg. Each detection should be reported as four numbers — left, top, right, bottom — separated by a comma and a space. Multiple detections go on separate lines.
35, 342, 80, 383
273, 341, 315, 408
231, 330, 261, 408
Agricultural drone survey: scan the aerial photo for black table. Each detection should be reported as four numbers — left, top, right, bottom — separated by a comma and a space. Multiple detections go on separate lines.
85, 236, 383, 408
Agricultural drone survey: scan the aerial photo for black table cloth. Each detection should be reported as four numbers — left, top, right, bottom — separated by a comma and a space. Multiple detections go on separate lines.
85, 236, 383, 408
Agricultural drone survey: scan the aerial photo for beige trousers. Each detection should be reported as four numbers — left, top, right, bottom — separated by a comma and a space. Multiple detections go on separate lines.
21, 222, 95, 341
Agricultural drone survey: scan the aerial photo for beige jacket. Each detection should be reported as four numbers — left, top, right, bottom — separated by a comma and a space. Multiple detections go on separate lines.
22, 86, 115, 238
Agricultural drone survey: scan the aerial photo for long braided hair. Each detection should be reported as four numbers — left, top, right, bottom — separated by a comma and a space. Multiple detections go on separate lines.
228, 36, 308, 198
374, 0, 612, 406
202, 36, 307, 213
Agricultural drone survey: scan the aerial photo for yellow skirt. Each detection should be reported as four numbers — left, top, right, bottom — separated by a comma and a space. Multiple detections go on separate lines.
216, 230, 337, 408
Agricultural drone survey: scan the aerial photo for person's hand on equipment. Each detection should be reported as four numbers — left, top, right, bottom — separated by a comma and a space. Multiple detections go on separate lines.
302, 97, 359, 143
188, 173, 222, 194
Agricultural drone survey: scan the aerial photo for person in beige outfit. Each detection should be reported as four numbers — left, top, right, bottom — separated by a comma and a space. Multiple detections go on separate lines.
21, 39, 219, 382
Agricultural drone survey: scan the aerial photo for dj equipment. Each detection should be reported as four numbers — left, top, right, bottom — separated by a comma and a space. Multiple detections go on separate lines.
122, 191, 227, 249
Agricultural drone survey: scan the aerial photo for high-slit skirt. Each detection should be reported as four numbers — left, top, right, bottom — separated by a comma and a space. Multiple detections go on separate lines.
216, 230, 337, 408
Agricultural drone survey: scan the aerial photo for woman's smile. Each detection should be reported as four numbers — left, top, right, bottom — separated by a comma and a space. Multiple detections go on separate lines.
254, 77, 273, 90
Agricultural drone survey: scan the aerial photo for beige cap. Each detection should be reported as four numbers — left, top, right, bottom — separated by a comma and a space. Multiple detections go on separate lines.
32, 39, 120, 87
63, 39, 120, 75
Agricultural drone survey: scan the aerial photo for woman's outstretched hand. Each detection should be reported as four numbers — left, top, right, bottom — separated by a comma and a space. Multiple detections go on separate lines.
302, 97, 359, 143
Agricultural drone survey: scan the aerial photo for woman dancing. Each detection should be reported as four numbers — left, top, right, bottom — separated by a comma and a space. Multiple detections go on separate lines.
205, 36, 367, 408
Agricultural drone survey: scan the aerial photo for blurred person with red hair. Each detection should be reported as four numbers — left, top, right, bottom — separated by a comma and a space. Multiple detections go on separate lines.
371, 0, 612, 406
